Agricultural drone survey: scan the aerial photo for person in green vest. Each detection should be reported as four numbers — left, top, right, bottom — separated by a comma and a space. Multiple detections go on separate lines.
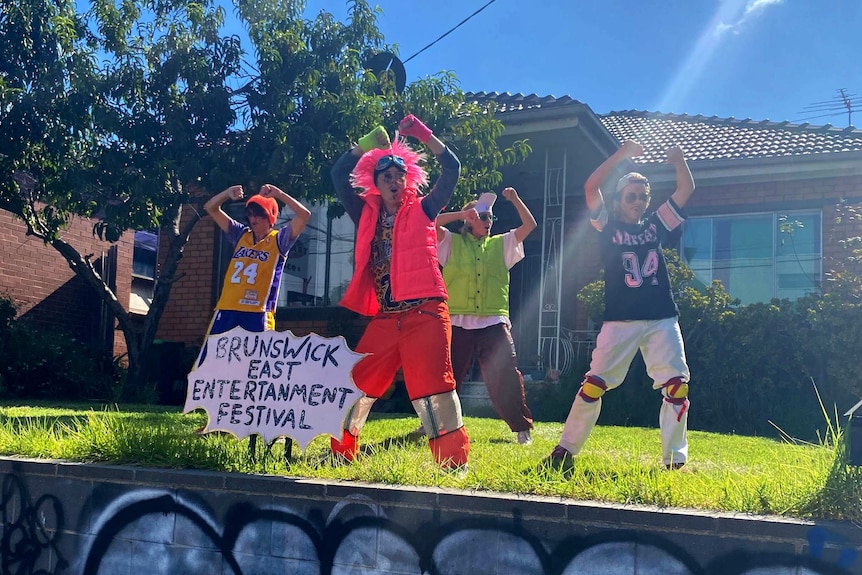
434, 187, 538, 444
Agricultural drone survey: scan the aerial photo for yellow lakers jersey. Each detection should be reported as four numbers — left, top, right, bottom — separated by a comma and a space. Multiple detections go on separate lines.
215, 229, 286, 312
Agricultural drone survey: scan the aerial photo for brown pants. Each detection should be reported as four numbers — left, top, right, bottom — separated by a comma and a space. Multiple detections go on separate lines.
451, 323, 533, 433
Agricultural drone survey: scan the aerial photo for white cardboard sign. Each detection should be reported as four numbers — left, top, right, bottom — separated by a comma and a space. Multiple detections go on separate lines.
184, 326, 365, 449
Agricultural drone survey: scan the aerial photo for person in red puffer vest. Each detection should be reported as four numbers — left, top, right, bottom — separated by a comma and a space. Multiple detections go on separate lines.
328, 114, 469, 471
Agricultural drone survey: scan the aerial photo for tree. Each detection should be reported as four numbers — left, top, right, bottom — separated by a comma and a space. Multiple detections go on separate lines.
1, 0, 528, 392
1, 0, 97, 220
2, 0, 243, 391
229, 0, 529, 206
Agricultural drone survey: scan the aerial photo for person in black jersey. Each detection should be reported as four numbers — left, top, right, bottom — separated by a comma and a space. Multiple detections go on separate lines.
548, 140, 695, 470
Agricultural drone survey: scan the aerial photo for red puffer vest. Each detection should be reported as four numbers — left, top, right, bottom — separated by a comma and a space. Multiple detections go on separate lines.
340, 193, 447, 316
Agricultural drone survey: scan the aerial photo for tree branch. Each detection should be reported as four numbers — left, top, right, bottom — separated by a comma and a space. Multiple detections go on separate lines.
140, 203, 204, 349
49, 236, 140, 354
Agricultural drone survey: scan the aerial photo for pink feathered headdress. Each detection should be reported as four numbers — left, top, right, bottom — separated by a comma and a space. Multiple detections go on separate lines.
350, 137, 429, 197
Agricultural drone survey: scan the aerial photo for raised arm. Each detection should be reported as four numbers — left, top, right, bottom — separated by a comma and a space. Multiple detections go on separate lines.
399, 113, 445, 155
399, 114, 461, 218
330, 125, 391, 224
422, 133, 446, 156
666, 145, 695, 208
423, 146, 461, 219
435, 207, 478, 242
259, 183, 311, 239
584, 140, 644, 213
502, 187, 536, 243
204, 185, 243, 233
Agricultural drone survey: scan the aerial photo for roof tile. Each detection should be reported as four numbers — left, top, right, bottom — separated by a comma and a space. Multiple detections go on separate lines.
600, 110, 862, 163
465, 91, 862, 163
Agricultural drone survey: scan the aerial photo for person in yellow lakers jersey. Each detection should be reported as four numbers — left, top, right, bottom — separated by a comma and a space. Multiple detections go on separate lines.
196, 183, 310, 366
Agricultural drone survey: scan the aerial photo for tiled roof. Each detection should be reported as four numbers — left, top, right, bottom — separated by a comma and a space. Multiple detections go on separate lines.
465, 92, 862, 164
465, 91, 586, 112
600, 110, 862, 164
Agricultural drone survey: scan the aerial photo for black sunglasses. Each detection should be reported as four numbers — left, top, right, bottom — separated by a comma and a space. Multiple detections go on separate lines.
375, 155, 406, 172
623, 192, 650, 204
478, 213, 497, 222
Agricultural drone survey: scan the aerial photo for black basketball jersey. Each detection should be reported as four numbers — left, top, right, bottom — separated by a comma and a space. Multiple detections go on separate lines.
593, 199, 686, 322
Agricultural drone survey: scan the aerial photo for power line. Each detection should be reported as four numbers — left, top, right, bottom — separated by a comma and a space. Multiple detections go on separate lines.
797, 88, 861, 126
402, 0, 499, 64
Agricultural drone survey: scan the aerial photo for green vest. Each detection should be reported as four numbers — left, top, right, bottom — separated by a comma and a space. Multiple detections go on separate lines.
444, 233, 510, 316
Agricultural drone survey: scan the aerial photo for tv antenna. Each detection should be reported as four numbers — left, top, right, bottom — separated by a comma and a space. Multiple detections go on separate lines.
797, 88, 861, 127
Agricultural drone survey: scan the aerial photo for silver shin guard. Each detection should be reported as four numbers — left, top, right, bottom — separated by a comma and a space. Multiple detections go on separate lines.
411, 391, 464, 439
343, 395, 376, 437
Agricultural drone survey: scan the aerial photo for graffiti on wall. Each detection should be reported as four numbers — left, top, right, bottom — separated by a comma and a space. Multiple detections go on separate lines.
1, 475, 67, 575
0, 472, 857, 575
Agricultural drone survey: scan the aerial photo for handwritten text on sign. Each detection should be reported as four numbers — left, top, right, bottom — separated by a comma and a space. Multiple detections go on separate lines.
184, 326, 365, 449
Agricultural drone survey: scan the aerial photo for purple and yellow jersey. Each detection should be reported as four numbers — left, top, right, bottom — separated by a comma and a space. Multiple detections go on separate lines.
214, 219, 298, 313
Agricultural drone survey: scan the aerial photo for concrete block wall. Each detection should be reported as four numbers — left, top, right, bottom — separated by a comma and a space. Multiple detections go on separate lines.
1, 457, 859, 575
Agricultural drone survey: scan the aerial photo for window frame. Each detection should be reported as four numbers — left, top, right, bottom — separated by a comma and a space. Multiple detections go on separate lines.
681, 208, 822, 303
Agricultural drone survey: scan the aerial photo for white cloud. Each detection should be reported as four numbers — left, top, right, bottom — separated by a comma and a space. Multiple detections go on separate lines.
714, 0, 784, 36
744, 0, 784, 17
655, 0, 785, 114
714, 22, 734, 36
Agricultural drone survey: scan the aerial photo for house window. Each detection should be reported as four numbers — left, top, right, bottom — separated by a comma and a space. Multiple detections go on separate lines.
681, 210, 822, 305
275, 204, 356, 308
130, 230, 158, 314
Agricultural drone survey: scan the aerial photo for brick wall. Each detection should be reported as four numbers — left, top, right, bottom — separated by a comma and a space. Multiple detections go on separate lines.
155, 210, 219, 347
275, 307, 369, 349
0, 208, 132, 358
687, 174, 862, 279
685, 175, 862, 210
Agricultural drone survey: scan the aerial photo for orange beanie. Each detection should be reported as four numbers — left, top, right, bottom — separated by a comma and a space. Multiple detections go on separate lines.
245, 195, 279, 226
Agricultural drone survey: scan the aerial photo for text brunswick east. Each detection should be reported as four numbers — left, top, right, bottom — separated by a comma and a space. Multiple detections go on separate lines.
211, 333, 346, 368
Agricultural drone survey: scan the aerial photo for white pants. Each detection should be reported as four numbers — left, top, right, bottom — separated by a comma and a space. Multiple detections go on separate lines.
559, 317, 690, 466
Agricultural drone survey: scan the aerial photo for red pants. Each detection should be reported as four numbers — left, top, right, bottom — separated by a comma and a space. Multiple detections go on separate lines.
332, 300, 469, 467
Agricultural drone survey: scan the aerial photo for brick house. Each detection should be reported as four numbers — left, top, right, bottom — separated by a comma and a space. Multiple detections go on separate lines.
461, 93, 862, 377
0, 208, 133, 359
10, 92, 860, 384
156, 93, 862, 379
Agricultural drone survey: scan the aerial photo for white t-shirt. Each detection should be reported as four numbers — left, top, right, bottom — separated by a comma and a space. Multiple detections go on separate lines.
438, 228, 525, 330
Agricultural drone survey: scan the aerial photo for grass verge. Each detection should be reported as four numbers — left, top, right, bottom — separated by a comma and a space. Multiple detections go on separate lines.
0, 402, 859, 521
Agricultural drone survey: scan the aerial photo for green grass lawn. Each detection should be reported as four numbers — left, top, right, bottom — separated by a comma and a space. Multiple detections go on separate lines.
0, 402, 860, 521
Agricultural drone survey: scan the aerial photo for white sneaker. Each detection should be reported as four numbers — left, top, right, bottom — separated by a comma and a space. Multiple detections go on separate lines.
444, 463, 469, 479
517, 430, 532, 445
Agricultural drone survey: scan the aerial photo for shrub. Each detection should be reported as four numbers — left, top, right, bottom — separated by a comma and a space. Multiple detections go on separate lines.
575, 248, 862, 442
0, 295, 122, 401
527, 374, 581, 423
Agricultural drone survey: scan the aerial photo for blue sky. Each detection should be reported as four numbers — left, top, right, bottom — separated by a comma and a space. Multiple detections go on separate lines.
293, 0, 861, 127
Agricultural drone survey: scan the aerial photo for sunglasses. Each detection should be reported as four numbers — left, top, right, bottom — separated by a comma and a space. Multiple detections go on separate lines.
478, 213, 497, 222
623, 192, 650, 204
375, 155, 407, 172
